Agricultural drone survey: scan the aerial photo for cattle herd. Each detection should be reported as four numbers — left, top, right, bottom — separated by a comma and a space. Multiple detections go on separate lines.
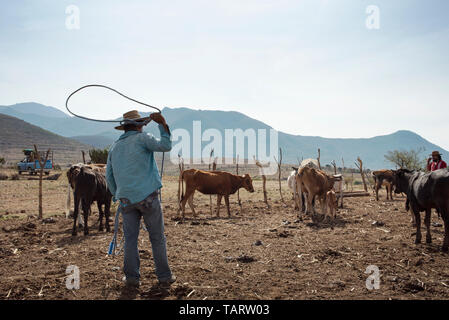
66, 159, 449, 253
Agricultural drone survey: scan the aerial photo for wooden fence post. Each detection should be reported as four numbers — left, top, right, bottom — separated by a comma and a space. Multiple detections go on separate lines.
254, 156, 269, 208
177, 155, 184, 214
236, 155, 241, 207
208, 149, 214, 215
340, 158, 345, 208
331, 160, 337, 175
34, 145, 50, 219
355, 157, 368, 192
317, 148, 321, 170
274, 148, 284, 203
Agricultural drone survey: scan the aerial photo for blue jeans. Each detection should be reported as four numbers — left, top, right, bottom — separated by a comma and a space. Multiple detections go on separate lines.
121, 192, 172, 282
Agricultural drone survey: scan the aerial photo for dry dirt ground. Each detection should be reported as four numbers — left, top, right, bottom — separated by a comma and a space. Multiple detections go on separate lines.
1, 171, 449, 300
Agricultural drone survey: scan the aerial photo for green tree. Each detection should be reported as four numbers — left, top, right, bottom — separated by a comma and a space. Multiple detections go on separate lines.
0, 157, 5, 166
384, 147, 426, 170
89, 148, 109, 164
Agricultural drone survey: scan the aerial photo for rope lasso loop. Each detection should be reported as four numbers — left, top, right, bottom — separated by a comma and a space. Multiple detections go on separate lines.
65, 85, 167, 177
65, 84, 161, 123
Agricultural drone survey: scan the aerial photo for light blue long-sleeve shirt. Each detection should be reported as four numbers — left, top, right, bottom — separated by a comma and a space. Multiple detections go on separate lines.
106, 124, 171, 204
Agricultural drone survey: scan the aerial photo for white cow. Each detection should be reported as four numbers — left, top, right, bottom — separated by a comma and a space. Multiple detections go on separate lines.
287, 169, 298, 209
300, 158, 319, 169
287, 169, 297, 194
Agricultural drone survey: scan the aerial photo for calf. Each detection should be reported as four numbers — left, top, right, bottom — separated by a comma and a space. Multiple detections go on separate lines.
372, 170, 395, 201
393, 168, 449, 251
180, 169, 255, 221
71, 166, 112, 236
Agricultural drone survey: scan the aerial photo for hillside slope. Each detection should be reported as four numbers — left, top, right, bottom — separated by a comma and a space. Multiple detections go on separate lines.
0, 114, 91, 164
0, 102, 69, 119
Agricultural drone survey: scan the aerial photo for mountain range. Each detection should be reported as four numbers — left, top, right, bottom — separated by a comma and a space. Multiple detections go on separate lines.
1, 102, 447, 169
0, 113, 90, 164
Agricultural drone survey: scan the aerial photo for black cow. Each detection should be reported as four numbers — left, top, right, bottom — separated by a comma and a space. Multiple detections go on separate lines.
393, 168, 449, 251
72, 166, 112, 236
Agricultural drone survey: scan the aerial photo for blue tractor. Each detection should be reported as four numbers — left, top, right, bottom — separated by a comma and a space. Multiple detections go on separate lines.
17, 149, 53, 175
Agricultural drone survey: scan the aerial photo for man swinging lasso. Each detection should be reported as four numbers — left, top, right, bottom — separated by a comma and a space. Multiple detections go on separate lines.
427, 151, 447, 172
106, 110, 176, 288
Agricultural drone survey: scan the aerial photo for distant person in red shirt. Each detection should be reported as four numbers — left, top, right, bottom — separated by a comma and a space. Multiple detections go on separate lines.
427, 151, 447, 171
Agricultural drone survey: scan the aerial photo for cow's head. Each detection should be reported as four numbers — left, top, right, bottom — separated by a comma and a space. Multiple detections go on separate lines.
241, 174, 255, 193
291, 166, 299, 173
67, 165, 83, 188
392, 169, 412, 194
328, 175, 342, 189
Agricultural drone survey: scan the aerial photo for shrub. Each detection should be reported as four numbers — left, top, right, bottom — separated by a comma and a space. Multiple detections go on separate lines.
384, 148, 426, 170
89, 148, 109, 164
0, 172, 8, 180
0, 157, 5, 166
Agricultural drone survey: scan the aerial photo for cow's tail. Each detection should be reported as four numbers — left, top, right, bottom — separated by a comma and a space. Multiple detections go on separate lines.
294, 171, 303, 209
66, 183, 71, 218
179, 169, 185, 203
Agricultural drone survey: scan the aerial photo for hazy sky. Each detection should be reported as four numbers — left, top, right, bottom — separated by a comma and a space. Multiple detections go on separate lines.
1, 1, 449, 148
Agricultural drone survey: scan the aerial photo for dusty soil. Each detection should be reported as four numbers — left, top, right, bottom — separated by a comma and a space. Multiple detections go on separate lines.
1, 173, 449, 300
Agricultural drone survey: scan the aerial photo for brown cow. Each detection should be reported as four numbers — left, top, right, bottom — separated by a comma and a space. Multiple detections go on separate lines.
179, 169, 255, 221
295, 166, 339, 216
372, 170, 394, 201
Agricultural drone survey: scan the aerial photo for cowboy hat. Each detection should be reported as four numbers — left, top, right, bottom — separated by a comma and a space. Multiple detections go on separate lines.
431, 151, 442, 157
114, 110, 150, 130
